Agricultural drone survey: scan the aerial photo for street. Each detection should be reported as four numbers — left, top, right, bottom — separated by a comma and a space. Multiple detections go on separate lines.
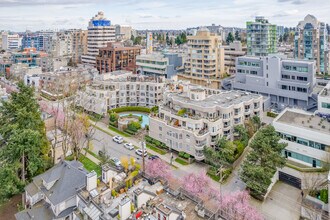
91, 128, 145, 162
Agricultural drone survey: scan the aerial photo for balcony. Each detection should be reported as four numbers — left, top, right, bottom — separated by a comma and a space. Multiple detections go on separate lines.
195, 153, 205, 161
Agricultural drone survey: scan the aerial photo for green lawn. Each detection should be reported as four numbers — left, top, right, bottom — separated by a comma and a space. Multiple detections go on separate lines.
174, 157, 189, 165
207, 172, 221, 182
108, 125, 131, 137
85, 149, 101, 160
146, 144, 167, 155
78, 155, 101, 177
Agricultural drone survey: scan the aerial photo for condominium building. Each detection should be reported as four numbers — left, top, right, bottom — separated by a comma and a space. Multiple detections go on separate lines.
222, 41, 246, 74
178, 28, 225, 89
39, 65, 96, 99
136, 53, 183, 79
115, 25, 132, 41
72, 30, 88, 64
77, 71, 165, 115
21, 33, 46, 51
146, 32, 153, 54
2, 32, 21, 50
11, 47, 48, 67
96, 42, 141, 74
294, 14, 329, 74
246, 16, 277, 56
233, 55, 316, 110
149, 85, 263, 161
81, 12, 116, 66
45, 31, 73, 57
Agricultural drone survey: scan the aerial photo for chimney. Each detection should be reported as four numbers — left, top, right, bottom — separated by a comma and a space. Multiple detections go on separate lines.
86, 171, 97, 192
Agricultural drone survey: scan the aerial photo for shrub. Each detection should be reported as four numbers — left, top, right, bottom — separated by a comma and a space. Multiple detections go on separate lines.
145, 125, 149, 130
183, 153, 190, 159
128, 121, 141, 132
109, 112, 119, 122
234, 140, 245, 158
177, 108, 187, 116
320, 189, 328, 204
109, 106, 151, 114
151, 106, 159, 113
111, 189, 118, 197
266, 112, 278, 118
179, 151, 185, 158
124, 129, 136, 135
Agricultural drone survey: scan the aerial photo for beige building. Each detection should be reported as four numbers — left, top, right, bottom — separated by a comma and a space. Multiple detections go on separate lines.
178, 28, 225, 89
72, 30, 88, 64
149, 84, 263, 161
222, 41, 246, 74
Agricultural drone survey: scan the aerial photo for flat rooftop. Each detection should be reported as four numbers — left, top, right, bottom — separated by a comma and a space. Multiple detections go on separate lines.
319, 83, 330, 98
276, 109, 330, 134
169, 90, 262, 108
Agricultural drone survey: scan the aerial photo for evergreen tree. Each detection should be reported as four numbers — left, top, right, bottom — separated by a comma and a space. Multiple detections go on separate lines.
235, 30, 240, 41
0, 82, 50, 202
226, 32, 235, 44
240, 125, 287, 199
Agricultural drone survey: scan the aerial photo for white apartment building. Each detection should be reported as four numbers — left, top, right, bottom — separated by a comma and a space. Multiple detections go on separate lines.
81, 12, 116, 66
77, 71, 165, 115
2, 32, 21, 50
272, 108, 330, 189
149, 85, 263, 161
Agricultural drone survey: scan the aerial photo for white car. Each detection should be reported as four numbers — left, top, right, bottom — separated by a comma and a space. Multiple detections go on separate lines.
111, 157, 122, 167
135, 149, 147, 157
113, 136, 123, 144
124, 143, 134, 150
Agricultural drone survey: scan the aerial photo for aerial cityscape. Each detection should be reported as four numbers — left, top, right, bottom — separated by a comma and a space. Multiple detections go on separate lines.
0, 1, 330, 220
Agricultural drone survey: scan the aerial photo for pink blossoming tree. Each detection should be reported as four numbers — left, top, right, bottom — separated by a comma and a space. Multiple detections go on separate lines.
145, 158, 172, 180
181, 171, 210, 197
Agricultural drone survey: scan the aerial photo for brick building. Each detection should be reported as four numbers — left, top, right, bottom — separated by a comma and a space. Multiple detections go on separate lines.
96, 42, 141, 74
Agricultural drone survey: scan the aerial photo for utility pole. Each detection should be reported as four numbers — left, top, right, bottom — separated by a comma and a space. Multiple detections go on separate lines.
141, 141, 146, 173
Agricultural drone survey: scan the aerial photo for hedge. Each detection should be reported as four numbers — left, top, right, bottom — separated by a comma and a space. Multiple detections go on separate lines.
178, 151, 191, 159
266, 112, 278, 118
109, 106, 151, 114
145, 135, 167, 149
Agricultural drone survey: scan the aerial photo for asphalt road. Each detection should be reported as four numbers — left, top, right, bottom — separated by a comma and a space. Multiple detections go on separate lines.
91, 128, 146, 163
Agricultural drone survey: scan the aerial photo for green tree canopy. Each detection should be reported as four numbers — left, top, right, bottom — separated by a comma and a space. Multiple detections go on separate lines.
240, 125, 287, 198
226, 32, 235, 44
0, 82, 50, 202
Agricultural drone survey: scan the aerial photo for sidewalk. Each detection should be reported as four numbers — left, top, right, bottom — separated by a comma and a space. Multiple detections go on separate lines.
91, 120, 184, 169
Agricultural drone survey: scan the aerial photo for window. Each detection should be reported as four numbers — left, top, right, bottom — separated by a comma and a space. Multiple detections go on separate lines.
321, 102, 330, 109
282, 74, 290, 79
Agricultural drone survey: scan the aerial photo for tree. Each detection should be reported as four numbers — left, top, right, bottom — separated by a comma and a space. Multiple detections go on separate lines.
145, 158, 172, 180
234, 125, 249, 146
181, 172, 210, 197
226, 32, 234, 45
133, 36, 142, 45
235, 30, 240, 41
240, 125, 287, 198
215, 190, 264, 220
130, 35, 135, 42
0, 82, 50, 202
69, 113, 90, 159
121, 156, 130, 173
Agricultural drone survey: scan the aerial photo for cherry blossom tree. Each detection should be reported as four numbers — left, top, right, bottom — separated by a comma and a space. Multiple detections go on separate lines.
145, 158, 172, 180
181, 171, 210, 197
208, 188, 263, 220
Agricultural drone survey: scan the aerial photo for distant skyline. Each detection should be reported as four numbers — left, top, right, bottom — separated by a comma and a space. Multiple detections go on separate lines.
0, 0, 330, 31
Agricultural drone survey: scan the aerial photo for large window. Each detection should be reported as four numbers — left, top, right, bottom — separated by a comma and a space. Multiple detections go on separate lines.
280, 132, 326, 151
321, 102, 330, 109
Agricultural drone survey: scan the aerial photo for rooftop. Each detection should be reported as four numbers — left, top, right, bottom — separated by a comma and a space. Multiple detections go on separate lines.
168, 89, 261, 108
276, 109, 330, 134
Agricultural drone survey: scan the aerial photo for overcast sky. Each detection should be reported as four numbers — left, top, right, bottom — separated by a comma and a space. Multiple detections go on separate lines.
0, 0, 329, 31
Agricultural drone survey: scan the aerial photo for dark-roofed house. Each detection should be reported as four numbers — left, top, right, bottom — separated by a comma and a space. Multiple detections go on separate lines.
15, 160, 88, 220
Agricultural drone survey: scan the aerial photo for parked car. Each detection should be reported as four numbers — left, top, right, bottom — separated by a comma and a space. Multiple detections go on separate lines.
148, 155, 160, 160
111, 157, 122, 167
135, 149, 147, 157
124, 143, 134, 150
113, 136, 123, 144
